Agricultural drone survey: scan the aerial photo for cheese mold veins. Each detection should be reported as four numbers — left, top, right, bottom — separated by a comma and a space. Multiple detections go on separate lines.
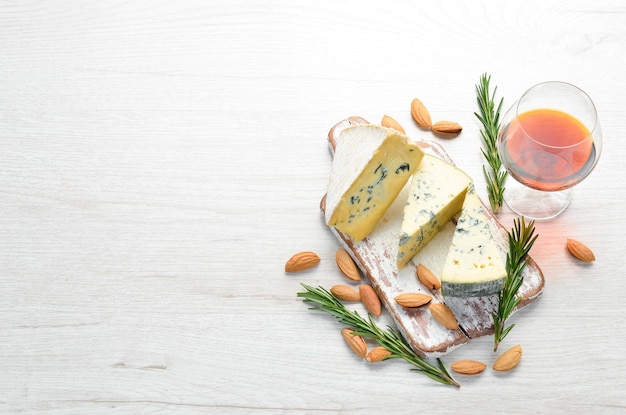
325, 125, 424, 242
441, 184, 507, 297
397, 154, 471, 268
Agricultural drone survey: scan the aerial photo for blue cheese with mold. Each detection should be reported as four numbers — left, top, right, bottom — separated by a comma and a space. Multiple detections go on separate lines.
397, 154, 471, 268
441, 184, 507, 297
325, 124, 424, 242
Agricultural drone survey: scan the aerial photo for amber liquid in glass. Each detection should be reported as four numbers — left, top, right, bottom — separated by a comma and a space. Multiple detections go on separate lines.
500, 109, 596, 191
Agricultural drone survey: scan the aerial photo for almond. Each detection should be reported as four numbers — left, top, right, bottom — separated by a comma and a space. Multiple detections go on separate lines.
493, 344, 523, 371
566, 239, 595, 262
284, 251, 320, 272
410, 98, 432, 129
359, 284, 382, 317
341, 328, 367, 358
330, 284, 361, 302
450, 360, 487, 375
381, 115, 406, 134
429, 303, 458, 330
416, 263, 441, 290
431, 120, 462, 137
366, 346, 392, 362
394, 293, 432, 308
335, 248, 362, 281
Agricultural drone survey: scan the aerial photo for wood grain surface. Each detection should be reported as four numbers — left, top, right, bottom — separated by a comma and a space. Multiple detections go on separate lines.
1, 1, 626, 414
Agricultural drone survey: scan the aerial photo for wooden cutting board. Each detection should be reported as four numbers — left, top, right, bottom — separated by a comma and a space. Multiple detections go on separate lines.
321, 117, 545, 357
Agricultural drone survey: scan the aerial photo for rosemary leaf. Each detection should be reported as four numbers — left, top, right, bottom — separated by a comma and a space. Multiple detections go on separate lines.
297, 284, 460, 387
493, 217, 539, 351
475, 73, 507, 213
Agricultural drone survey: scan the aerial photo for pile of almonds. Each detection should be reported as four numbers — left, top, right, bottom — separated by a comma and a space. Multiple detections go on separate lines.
285, 248, 388, 361
411, 98, 463, 137
332, 247, 383, 317
380, 98, 463, 138
393, 263, 459, 331
381, 97, 463, 139
285, 249, 524, 373
285, 158, 597, 377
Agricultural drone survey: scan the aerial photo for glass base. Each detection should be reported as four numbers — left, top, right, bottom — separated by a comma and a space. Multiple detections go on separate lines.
503, 178, 572, 221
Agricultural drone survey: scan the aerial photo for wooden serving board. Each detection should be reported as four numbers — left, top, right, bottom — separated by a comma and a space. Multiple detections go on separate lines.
322, 117, 545, 357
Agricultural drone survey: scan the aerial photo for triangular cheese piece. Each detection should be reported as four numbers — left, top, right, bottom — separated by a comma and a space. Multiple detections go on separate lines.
325, 125, 424, 242
397, 154, 471, 268
441, 184, 507, 297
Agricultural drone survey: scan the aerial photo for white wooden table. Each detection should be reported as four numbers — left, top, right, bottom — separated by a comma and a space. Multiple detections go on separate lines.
2, 1, 626, 413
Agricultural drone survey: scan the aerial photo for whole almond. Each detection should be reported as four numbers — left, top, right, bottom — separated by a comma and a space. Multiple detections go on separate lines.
341, 328, 367, 358
450, 360, 487, 375
359, 284, 382, 317
566, 239, 595, 262
493, 344, 523, 371
381, 115, 406, 134
431, 120, 462, 137
395, 293, 432, 308
429, 303, 458, 330
416, 264, 441, 290
410, 98, 432, 129
336, 248, 362, 281
366, 346, 392, 362
330, 284, 361, 302
284, 251, 320, 272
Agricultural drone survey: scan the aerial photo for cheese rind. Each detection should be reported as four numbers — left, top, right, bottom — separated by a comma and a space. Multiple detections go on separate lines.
441, 184, 507, 297
325, 125, 424, 242
397, 155, 471, 268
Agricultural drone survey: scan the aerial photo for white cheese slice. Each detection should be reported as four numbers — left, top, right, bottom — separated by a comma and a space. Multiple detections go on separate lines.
441, 184, 507, 297
397, 154, 471, 268
325, 124, 424, 242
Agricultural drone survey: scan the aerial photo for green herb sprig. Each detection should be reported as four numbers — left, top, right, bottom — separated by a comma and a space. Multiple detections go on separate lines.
493, 217, 538, 351
475, 74, 507, 213
297, 284, 460, 387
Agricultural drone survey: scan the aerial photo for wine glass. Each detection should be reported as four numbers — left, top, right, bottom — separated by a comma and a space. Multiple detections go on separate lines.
497, 81, 602, 221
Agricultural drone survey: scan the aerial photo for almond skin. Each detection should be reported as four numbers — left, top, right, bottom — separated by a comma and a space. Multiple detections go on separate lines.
336, 248, 362, 281
566, 239, 595, 262
341, 328, 367, 358
366, 346, 392, 362
416, 263, 441, 290
320, 193, 327, 211
395, 293, 432, 308
450, 360, 487, 375
431, 120, 462, 137
410, 98, 432, 129
429, 303, 458, 330
330, 284, 361, 302
381, 115, 406, 134
359, 284, 382, 317
493, 344, 523, 371
284, 251, 320, 272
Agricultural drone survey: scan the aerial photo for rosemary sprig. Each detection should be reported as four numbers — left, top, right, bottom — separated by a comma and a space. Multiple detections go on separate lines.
297, 283, 460, 387
475, 73, 507, 213
493, 217, 539, 351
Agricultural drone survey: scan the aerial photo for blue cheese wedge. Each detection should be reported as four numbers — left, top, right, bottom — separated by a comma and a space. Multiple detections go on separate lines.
441, 184, 507, 297
397, 155, 472, 268
325, 124, 424, 242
